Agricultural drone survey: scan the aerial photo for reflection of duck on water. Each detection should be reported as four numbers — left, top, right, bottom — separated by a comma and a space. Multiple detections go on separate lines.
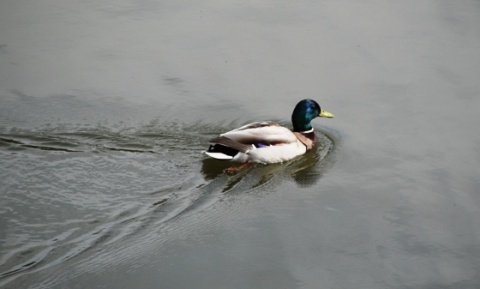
204, 99, 334, 173
200, 140, 330, 189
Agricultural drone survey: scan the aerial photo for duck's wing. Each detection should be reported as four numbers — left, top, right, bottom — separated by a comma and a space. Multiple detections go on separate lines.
230, 121, 282, 132
211, 121, 298, 148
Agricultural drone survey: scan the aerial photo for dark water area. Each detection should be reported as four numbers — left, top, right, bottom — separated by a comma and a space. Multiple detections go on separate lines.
1, 1, 480, 289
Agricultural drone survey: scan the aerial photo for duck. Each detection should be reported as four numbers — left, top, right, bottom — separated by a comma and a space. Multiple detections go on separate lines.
204, 99, 333, 171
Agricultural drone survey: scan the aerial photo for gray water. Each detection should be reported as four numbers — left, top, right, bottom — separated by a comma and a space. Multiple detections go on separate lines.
1, 1, 480, 288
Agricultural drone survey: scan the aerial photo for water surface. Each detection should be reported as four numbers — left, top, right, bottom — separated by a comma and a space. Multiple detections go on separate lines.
1, 1, 480, 288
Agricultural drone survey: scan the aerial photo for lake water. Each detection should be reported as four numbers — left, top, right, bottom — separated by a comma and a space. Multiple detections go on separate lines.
1, 1, 480, 288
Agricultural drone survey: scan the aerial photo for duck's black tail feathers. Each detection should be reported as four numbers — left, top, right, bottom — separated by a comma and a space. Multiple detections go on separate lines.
208, 136, 252, 153
204, 136, 252, 160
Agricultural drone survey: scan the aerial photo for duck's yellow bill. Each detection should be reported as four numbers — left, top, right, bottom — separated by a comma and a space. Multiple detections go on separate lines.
319, 109, 334, 118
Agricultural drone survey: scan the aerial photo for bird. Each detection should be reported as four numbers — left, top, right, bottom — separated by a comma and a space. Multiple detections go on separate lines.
204, 99, 334, 172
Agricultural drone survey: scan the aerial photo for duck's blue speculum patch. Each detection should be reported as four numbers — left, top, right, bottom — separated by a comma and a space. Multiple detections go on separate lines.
254, 143, 268, 148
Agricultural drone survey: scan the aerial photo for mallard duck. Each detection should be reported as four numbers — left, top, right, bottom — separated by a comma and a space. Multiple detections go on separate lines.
204, 99, 333, 169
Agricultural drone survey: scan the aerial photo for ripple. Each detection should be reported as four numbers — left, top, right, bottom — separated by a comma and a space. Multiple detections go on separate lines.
0, 121, 336, 288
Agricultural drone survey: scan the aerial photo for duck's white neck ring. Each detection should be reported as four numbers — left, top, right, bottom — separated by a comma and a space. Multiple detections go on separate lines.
299, 128, 314, 134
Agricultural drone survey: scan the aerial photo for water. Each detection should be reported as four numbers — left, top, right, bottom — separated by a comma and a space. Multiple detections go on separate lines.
1, 1, 480, 288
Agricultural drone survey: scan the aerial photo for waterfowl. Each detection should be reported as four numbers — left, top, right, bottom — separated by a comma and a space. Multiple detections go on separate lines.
204, 99, 333, 169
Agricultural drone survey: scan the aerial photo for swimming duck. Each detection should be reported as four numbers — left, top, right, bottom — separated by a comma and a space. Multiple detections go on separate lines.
204, 99, 333, 170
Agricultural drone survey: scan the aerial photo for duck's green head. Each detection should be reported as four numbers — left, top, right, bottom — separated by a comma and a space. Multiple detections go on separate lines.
291, 99, 334, 132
